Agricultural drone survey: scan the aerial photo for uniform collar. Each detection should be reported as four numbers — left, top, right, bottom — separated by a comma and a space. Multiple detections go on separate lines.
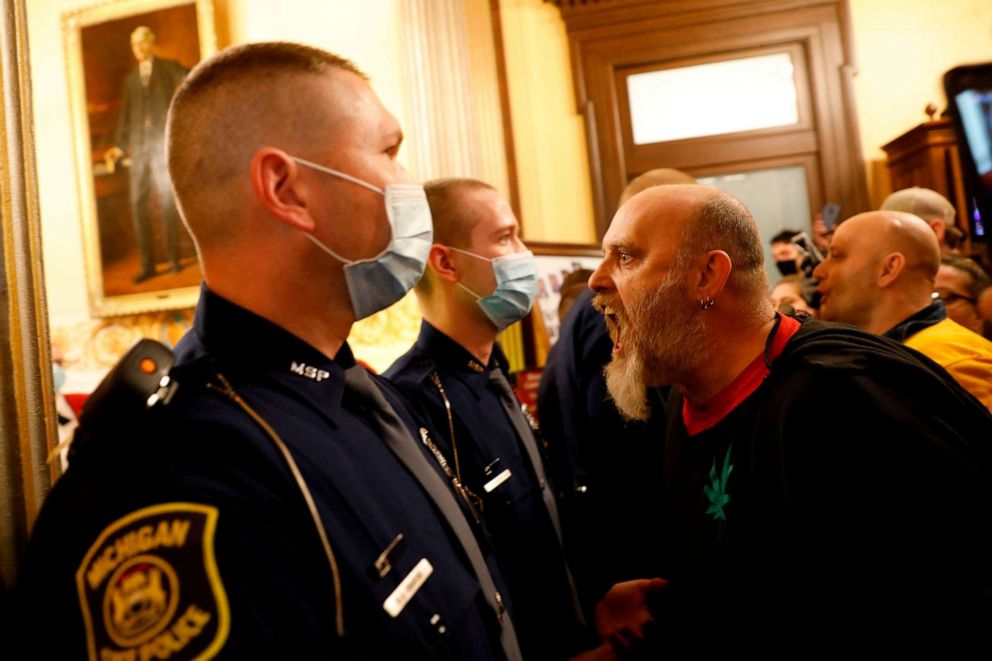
883, 300, 947, 343
415, 321, 507, 397
191, 285, 349, 421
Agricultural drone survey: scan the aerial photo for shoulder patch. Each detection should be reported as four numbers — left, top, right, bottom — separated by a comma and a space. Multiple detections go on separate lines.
75, 503, 230, 661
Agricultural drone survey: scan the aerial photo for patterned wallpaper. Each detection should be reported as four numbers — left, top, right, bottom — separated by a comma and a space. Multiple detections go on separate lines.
51, 292, 426, 392
52, 309, 195, 373
50, 288, 535, 393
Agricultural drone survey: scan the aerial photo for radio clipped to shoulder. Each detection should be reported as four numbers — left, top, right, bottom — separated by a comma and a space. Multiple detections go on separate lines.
70, 340, 179, 458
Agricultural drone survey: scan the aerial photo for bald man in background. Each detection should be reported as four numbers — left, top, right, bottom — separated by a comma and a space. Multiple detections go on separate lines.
814, 210, 992, 409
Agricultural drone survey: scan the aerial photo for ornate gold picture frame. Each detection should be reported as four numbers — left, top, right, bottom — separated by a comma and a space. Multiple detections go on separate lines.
63, 0, 215, 316
519, 241, 603, 367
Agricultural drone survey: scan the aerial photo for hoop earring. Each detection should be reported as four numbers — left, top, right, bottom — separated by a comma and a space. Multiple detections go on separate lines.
699, 296, 715, 311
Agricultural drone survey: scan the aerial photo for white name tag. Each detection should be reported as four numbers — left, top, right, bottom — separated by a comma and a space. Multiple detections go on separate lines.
383, 558, 433, 617
483, 469, 512, 493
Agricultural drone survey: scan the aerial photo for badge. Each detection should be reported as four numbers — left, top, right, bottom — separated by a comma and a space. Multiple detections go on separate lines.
483, 469, 512, 493
383, 558, 434, 618
76, 503, 230, 661
482, 458, 511, 493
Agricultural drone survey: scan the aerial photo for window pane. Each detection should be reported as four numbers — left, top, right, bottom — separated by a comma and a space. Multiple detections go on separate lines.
626, 52, 799, 144
697, 165, 810, 282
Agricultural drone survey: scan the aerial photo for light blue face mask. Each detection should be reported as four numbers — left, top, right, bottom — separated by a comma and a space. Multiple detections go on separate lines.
293, 156, 433, 320
450, 247, 538, 330
53, 362, 66, 392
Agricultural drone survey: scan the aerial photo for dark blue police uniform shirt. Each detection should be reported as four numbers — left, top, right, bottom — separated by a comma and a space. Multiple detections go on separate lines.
386, 321, 585, 660
18, 287, 512, 660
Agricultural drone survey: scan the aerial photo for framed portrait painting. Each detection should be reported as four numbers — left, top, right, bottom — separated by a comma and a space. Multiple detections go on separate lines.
517, 241, 603, 368
63, 0, 216, 316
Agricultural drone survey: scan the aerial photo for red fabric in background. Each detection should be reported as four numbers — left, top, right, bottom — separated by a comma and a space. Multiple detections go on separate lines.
64, 393, 89, 419
513, 368, 543, 420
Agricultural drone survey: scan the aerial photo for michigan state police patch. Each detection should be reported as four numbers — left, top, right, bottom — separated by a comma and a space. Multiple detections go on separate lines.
76, 503, 230, 661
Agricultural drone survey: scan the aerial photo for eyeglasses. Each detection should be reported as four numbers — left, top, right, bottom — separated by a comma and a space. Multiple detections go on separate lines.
934, 290, 977, 306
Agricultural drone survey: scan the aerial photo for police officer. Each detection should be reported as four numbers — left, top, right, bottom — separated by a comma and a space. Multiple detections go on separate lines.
19, 43, 522, 660
384, 179, 591, 660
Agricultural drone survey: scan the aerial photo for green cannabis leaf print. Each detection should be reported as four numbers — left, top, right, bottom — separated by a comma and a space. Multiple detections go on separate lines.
704, 445, 733, 522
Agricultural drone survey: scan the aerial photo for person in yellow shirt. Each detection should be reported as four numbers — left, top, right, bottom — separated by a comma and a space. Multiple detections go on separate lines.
814, 209, 992, 410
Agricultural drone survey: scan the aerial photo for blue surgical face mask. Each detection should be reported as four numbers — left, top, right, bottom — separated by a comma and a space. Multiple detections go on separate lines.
293, 156, 433, 320
449, 247, 538, 330
53, 362, 66, 393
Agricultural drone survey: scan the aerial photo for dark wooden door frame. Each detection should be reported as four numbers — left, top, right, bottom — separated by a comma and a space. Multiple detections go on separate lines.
547, 0, 869, 238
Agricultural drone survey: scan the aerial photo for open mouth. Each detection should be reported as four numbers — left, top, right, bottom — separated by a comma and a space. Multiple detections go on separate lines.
603, 306, 624, 355
592, 294, 626, 355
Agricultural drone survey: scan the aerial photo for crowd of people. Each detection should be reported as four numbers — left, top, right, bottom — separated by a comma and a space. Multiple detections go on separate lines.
766, 186, 992, 409
13, 41, 992, 659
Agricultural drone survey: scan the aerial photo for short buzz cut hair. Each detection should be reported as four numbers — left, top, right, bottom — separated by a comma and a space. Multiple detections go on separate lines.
166, 42, 366, 251
423, 178, 497, 248
417, 178, 499, 298
677, 192, 769, 305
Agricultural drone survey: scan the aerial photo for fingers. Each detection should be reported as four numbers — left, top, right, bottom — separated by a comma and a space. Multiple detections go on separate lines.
643, 577, 669, 593
594, 577, 668, 653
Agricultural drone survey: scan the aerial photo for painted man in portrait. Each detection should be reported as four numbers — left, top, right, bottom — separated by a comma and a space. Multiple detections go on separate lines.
105, 26, 189, 284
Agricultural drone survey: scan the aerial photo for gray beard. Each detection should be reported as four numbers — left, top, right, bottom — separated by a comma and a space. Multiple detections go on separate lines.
603, 274, 708, 421
604, 348, 651, 422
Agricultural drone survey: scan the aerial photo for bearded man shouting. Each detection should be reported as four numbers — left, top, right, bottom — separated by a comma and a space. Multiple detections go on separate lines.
588, 185, 992, 649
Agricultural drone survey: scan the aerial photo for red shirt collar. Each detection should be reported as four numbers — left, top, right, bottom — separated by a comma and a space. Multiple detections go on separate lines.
681, 313, 801, 436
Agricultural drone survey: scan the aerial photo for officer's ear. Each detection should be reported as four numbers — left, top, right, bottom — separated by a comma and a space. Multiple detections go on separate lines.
427, 245, 460, 284
250, 147, 314, 231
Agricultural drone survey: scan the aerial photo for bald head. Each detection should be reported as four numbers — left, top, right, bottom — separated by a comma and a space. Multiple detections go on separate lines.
619, 183, 709, 230
881, 187, 956, 249
841, 211, 940, 281
619, 168, 696, 207
814, 210, 939, 332
591, 184, 774, 405
622, 184, 768, 300
166, 42, 366, 251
